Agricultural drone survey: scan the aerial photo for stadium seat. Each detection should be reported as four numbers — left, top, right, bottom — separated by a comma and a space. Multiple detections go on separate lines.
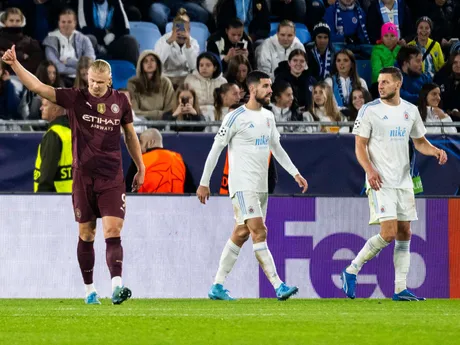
107, 60, 137, 90
356, 60, 372, 88
269, 22, 311, 43
165, 21, 210, 52
129, 21, 162, 52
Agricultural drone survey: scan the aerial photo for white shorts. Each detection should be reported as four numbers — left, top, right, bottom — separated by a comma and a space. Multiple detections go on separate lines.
367, 187, 417, 225
231, 191, 268, 225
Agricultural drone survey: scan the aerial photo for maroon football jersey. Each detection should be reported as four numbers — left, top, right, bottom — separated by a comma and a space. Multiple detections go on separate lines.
55, 87, 133, 179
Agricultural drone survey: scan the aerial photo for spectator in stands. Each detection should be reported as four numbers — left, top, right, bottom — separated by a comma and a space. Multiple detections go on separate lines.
35, 0, 78, 31
19, 60, 63, 120
269, 0, 306, 23
274, 49, 316, 110
207, 18, 255, 73
342, 86, 372, 121
77, 0, 139, 65
415, 0, 460, 47
127, 50, 175, 120
434, 51, 460, 121
33, 98, 72, 193
418, 82, 457, 133
224, 55, 252, 101
154, 8, 200, 89
305, 22, 335, 81
0, 7, 43, 74
324, 0, 370, 45
397, 45, 432, 104
304, 81, 348, 133
184, 52, 227, 113
408, 17, 445, 78
256, 20, 305, 79
125, 128, 196, 193
366, 0, 414, 45
325, 49, 368, 108
42, 9, 95, 87
214, 0, 270, 42
207, 82, 240, 131
370, 22, 401, 96
0, 60, 20, 120
73, 56, 93, 89
269, 79, 304, 133
117, 88, 148, 133
162, 84, 206, 131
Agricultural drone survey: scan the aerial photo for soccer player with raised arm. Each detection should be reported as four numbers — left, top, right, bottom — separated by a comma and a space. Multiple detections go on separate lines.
342, 67, 448, 301
197, 70, 308, 301
2, 46, 145, 305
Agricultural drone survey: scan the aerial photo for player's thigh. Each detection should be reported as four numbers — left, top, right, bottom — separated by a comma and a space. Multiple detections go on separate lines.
72, 171, 98, 223
231, 191, 266, 227
379, 219, 398, 242
396, 188, 418, 222
367, 187, 397, 225
95, 178, 127, 221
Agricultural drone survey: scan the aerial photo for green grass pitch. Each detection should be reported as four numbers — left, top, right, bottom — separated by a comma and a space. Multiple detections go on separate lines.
2, 299, 460, 345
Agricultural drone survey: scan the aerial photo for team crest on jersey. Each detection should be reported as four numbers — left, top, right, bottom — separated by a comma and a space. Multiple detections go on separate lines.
111, 104, 120, 114
248, 206, 254, 214
352, 17, 358, 24
266, 118, 270, 128
97, 103, 106, 114
75, 208, 81, 219
380, 206, 385, 213
404, 112, 409, 120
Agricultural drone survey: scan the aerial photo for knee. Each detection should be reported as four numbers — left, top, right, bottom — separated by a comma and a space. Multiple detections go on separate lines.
234, 226, 250, 243
381, 233, 396, 242
79, 224, 96, 241
250, 226, 268, 243
105, 226, 122, 238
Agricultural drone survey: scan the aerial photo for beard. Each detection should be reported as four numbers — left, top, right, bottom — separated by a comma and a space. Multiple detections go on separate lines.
255, 95, 271, 106
407, 68, 422, 77
380, 91, 397, 100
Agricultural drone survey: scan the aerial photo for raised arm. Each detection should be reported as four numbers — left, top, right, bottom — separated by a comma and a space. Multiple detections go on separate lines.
2, 45, 56, 103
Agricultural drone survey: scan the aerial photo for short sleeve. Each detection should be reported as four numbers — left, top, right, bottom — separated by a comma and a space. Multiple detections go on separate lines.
55, 88, 78, 109
121, 94, 133, 125
353, 105, 372, 138
410, 108, 427, 139
215, 111, 239, 146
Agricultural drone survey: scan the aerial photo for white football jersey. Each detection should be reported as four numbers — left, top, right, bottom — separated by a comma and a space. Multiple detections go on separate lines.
353, 99, 427, 189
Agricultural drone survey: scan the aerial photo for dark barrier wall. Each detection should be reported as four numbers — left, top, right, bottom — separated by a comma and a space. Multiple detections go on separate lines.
0, 133, 458, 195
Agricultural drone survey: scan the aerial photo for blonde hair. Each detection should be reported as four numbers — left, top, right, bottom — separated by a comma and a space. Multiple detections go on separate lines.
2, 7, 25, 24
173, 8, 190, 24
90, 60, 112, 75
310, 82, 341, 122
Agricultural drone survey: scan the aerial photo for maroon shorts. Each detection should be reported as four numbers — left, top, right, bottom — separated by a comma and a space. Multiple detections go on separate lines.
72, 170, 126, 223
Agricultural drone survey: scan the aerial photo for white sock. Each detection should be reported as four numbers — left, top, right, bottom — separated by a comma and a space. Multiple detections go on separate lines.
346, 234, 390, 275
214, 239, 241, 285
253, 242, 283, 289
112, 276, 122, 292
394, 240, 411, 294
85, 283, 96, 297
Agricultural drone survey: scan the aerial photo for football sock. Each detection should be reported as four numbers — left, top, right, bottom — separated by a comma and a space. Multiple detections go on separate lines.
106, 237, 123, 281
111, 276, 123, 292
85, 284, 97, 297
77, 237, 95, 285
346, 234, 390, 275
214, 239, 241, 285
253, 242, 283, 289
394, 240, 411, 294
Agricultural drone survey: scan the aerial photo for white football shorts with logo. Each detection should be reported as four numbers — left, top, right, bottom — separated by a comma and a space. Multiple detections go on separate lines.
367, 187, 418, 225
231, 191, 268, 225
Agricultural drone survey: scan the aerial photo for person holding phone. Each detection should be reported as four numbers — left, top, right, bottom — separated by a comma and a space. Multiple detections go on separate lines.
154, 8, 200, 89
162, 84, 206, 132
207, 18, 256, 72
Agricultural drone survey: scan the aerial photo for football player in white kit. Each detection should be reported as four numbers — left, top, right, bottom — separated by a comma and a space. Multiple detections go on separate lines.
197, 71, 308, 301
342, 67, 448, 301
